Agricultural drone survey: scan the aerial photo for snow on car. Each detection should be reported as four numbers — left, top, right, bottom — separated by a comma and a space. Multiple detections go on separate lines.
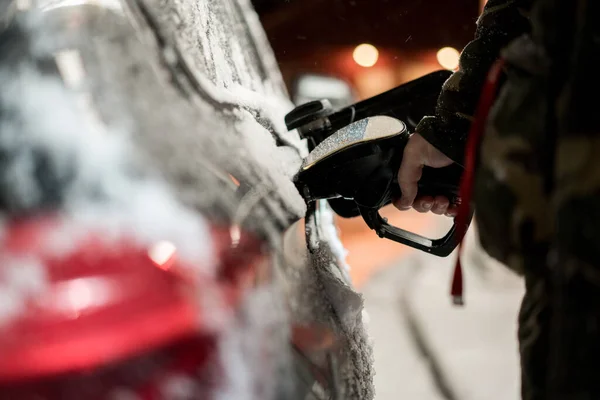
0, 1, 373, 399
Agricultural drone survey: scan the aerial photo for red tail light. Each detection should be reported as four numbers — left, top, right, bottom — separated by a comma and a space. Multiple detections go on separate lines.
0, 216, 266, 398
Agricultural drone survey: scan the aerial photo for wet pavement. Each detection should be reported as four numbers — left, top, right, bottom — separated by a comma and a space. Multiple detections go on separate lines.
338, 211, 524, 400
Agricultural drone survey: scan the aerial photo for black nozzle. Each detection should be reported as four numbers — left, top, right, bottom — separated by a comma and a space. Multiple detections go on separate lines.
285, 99, 333, 131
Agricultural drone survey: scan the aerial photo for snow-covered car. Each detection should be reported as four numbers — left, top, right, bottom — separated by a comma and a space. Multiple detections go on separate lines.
0, 1, 373, 399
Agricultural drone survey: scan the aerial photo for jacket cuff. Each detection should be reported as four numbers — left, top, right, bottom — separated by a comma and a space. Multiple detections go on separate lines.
416, 116, 469, 167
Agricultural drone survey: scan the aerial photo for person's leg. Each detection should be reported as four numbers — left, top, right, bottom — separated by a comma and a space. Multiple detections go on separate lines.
518, 270, 552, 400
473, 31, 557, 400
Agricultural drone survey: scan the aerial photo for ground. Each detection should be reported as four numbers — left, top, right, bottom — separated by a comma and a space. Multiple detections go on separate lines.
340, 211, 525, 400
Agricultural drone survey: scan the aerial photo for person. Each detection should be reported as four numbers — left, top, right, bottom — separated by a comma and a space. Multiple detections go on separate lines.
395, 0, 600, 399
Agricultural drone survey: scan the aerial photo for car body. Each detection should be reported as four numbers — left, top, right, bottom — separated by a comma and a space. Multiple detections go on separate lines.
0, 1, 373, 399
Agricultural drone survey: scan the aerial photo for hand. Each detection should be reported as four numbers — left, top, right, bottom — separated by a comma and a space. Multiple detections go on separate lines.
393, 133, 458, 216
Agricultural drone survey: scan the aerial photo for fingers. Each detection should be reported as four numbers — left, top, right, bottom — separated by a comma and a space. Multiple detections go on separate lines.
396, 133, 456, 215
445, 204, 459, 217
413, 196, 452, 215
413, 196, 433, 213
396, 195, 457, 217
397, 140, 424, 210
431, 196, 450, 215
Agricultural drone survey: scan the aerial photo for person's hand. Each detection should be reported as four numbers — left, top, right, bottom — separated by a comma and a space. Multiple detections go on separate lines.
393, 133, 458, 216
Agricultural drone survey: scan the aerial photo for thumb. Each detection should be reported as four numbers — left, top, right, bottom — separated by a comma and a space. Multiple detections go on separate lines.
396, 148, 423, 210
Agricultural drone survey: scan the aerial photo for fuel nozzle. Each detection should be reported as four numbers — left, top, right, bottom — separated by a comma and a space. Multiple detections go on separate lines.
285, 99, 335, 151
285, 70, 453, 152
293, 115, 471, 257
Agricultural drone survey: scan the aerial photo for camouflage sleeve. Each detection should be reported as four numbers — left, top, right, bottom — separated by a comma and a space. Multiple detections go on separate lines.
417, 0, 532, 165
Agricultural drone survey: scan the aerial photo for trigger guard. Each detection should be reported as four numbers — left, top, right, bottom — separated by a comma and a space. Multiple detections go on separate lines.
358, 206, 473, 257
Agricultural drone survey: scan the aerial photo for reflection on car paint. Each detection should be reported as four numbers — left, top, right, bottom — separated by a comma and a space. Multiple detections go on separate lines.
38, 0, 123, 12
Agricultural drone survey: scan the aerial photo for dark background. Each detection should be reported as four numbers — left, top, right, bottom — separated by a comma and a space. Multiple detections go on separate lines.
249, 0, 487, 283
251, 0, 482, 98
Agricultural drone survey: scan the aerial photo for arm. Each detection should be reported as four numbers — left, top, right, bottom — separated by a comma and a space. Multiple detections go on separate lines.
395, 0, 532, 212
418, 0, 532, 165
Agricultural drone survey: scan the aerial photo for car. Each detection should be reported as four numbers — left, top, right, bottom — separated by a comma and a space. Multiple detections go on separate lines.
0, 1, 373, 399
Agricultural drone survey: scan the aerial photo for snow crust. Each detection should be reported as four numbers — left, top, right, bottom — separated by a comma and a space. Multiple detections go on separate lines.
0, 2, 368, 398
0, 55, 214, 267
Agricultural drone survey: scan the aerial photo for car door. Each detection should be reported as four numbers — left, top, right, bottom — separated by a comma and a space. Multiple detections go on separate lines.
0, 0, 373, 398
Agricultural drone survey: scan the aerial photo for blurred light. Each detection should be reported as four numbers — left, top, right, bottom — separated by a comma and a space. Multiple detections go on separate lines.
296, 75, 353, 101
228, 174, 240, 187
436, 47, 460, 70
354, 67, 395, 99
53, 278, 112, 316
353, 44, 379, 68
148, 241, 177, 269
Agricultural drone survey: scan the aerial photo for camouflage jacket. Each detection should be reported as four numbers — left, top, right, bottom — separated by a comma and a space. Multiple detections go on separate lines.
417, 0, 533, 166
422, 1, 600, 399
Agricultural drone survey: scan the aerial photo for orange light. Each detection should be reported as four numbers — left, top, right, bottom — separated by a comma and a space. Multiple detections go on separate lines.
228, 174, 240, 187
353, 44, 379, 68
436, 47, 460, 71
